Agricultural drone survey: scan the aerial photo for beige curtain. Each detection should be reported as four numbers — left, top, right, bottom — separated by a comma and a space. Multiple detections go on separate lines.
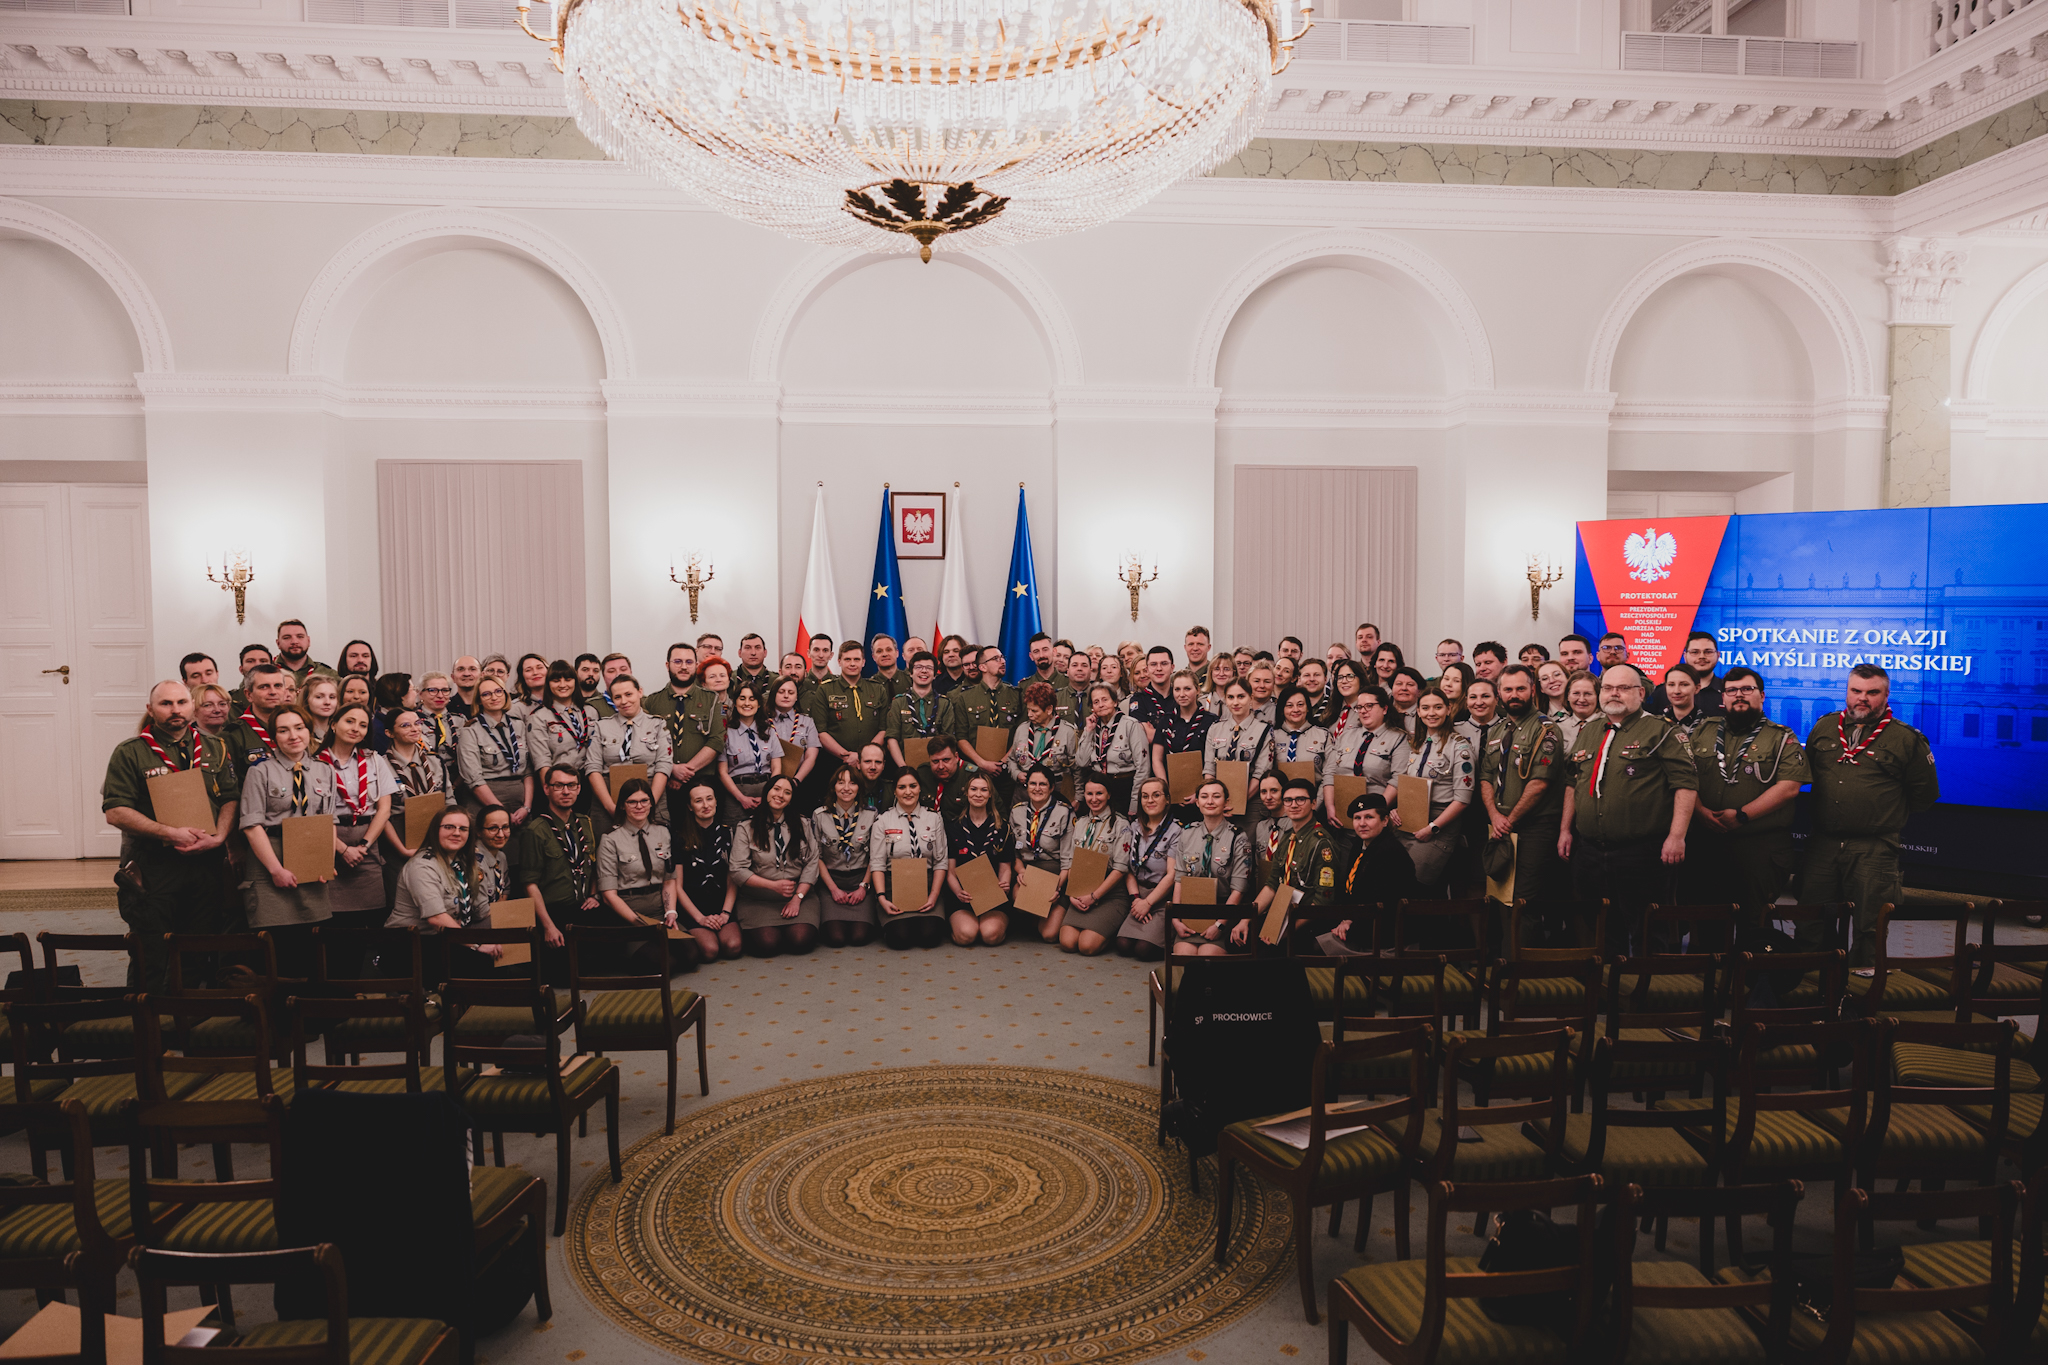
376, 460, 586, 675
1231, 465, 1417, 655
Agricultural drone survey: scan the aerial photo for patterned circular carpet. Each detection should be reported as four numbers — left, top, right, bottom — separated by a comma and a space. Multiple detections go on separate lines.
566, 1064, 1292, 1365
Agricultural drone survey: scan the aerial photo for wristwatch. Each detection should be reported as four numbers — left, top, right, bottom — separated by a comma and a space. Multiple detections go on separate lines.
1734, 809, 1750, 825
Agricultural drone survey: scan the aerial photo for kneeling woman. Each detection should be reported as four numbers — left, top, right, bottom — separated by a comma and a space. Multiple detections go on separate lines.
944, 772, 1011, 946
1009, 765, 1072, 944
1058, 775, 1130, 956
812, 766, 877, 948
1112, 777, 1179, 961
730, 774, 822, 957
387, 806, 502, 985
597, 778, 697, 973
674, 784, 740, 962
1170, 778, 1253, 956
870, 770, 948, 950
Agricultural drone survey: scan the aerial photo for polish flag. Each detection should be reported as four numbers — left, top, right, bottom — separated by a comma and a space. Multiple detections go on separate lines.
795, 485, 844, 666
933, 484, 979, 648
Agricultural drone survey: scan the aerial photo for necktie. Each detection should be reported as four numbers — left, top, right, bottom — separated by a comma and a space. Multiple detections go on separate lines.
290, 762, 307, 815
637, 829, 653, 879
1201, 831, 1215, 876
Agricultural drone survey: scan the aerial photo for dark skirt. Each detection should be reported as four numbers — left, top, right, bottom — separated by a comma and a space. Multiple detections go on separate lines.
735, 883, 823, 931
820, 865, 876, 925
1115, 883, 1168, 945
326, 818, 387, 916
1062, 889, 1131, 936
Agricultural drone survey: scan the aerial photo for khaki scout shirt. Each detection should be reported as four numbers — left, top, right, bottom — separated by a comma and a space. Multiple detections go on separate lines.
643, 684, 726, 772
807, 676, 890, 752
102, 727, 240, 853
1689, 717, 1810, 836
1264, 821, 1339, 908
1804, 710, 1938, 838
1564, 709, 1697, 844
885, 690, 959, 748
950, 682, 1023, 753
1481, 711, 1565, 821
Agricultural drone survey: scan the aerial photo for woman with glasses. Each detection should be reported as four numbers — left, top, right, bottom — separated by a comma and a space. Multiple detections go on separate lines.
388, 807, 501, 984
455, 677, 533, 828
1321, 686, 1411, 828
598, 777, 695, 972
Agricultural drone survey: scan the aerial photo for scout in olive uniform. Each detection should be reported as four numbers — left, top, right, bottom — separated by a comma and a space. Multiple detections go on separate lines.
103, 681, 242, 991
514, 763, 603, 983
883, 655, 960, 772
1479, 665, 1567, 946
1558, 663, 1697, 954
1684, 666, 1810, 935
1801, 664, 1939, 965
917, 737, 977, 825
950, 650, 1024, 782
1248, 777, 1340, 952
809, 641, 891, 789
644, 668, 727, 825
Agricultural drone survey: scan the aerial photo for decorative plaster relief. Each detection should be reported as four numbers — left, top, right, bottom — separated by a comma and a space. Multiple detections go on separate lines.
1885, 325, 1952, 508
1215, 137, 1896, 193
0, 100, 601, 158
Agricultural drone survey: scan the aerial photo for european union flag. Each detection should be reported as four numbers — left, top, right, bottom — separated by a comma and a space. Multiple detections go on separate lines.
996, 486, 1043, 685
862, 487, 909, 675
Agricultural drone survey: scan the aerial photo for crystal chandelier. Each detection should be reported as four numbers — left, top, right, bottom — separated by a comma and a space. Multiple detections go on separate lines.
520, 0, 1303, 259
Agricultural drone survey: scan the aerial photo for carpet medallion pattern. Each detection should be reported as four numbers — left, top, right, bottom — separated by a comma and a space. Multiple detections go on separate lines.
567, 1064, 1291, 1365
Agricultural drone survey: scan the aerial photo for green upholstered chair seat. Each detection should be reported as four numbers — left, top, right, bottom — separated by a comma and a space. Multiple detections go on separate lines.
58, 1015, 173, 1061
1892, 1042, 2039, 1094
1393, 965, 1476, 1006
1223, 1120, 1405, 1193
1336, 1258, 1573, 1365
447, 992, 566, 1042
1782, 971, 1826, 1009
17, 1079, 72, 1104
186, 1017, 271, 1055
236, 1317, 449, 1365
153, 1194, 276, 1253
1622, 1259, 1769, 1364
1809, 1102, 1990, 1163
1653, 1098, 1846, 1170
1846, 970, 1952, 1010
459, 1056, 613, 1126
468, 1165, 539, 1225
1500, 975, 1591, 1012
0, 1179, 147, 1258
1415, 1119, 1549, 1184
1605, 1028, 1703, 1083
1609, 969, 1710, 1013
322, 1000, 442, 1051
317, 1067, 466, 1096
1670, 1026, 1818, 1073
1968, 963, 2045, 999
1536, 1113, 1713, 1186
1898, 1240, 2042, 1347
1958, 1092, 2041, 1143
578, 988, 697, 1043
1302, 968, 1372, 1016
63, 1070, 204, 1118
184, 1068, 295, 1105
1718, 1265, 1988, 1364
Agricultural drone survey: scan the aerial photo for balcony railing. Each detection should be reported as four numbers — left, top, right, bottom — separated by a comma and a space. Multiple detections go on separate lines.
1930, 0, 2037, 52
302, 0, 551, 29
1622, 31, 1861, 77
1287, 20, 1474, 65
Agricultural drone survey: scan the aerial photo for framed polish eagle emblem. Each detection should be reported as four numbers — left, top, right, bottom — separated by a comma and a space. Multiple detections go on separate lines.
892, 490, 947, 560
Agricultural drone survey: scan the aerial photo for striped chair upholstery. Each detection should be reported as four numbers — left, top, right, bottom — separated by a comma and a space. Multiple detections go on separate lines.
1535, 1114, 1712, 1187
1623, 1260, 1768, 1364
449, 992, 566, 1042
153, 1193, 276, 1254
1957, 1092, 2040, 1143
1899, 1239, 2044, 1350
1808, 1103, 1991, 1163
1717, 1265, 1988, 1365
579, 988, 698, 1041
1652, 1098, 1846, 1170
59, 1071, 203, 1119
468, 1166, 539, 1225
1892, 1041, 2040, 1094
1845, 970, 1952, 1010
1335, 1257, 1573, 1365
0, 1179, 138, 1259
1220, 1123, 1403, 1195
185, 1067, 297, 1105
458, 1056, 614, 1125
235, 1316, 451, 1365
1414, 1120, 1548, 1184
323, 1000, 443, 1053
1301, 968, 1372, 1017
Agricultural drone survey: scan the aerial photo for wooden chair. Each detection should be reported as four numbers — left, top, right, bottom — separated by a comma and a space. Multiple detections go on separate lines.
1413, 1029, 1572, 1236
33, 933, 141, 1060
1983, 899, 2047, 979
166, 934, 290, 1063
1468, 958, 1601, 1108
1636, 903, 1739, 1007
132, 1243, 458, 1365
1609, 1180, 1802, 1365
9, 997, 206, 1182
1937, 946, 2048, 1177
1897, 1171, 2045, 1362
1326, 1174, 1605, 1365
441, 926, 557, 1046
1383, 899, 1491, 1030
566, 924, 708, 1135
1857, 1014, 2015, 1187
441, 978, 621, 1236
1761, 903, 1853, 1010
1498, 900, 1606, 1016
1215, 1030, 1434, 1323
1846, 903, 1966, 1019
1153, 956, 1290, 1148
288, 995, 442, 1096
0, 1099, 146, 1357
310, 926, 440, 1065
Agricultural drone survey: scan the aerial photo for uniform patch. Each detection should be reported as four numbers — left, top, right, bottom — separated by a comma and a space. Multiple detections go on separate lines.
1318, 868, 1333, 888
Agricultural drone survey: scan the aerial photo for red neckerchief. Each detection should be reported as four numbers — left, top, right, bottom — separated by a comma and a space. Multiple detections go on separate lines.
1591, 720, 1620, 798
323, 746, 372, 815
141, 726, 203, 772
1837, 707, 1894, 765
240, 707, 276, 753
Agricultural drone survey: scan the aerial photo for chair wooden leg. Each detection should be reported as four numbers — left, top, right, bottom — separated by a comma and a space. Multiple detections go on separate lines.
1329, 1303, 1349, 1365
1294, 1193, 1320, 1324
1393, 1183, 1411, 1261
525, 1181, 553, 1320
471, 1129, 485, 1167
1352, 1193, 1374, 1253
212, 1143, 235, 1181
1214, 1151, 1235, 1264
578, 1110, 588, 1139
695, 1016, 709, 1096
1654, 1214, 1668, 1251
553, 1128, 572, 1237
605, 1085, 622, 1181
1147, 991, 1157, 1067
666, 1043, 678, 1136
492, 1132, 506, 1167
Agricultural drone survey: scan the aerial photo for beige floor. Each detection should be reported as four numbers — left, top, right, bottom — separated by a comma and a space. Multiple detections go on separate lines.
0, 861, 119, 891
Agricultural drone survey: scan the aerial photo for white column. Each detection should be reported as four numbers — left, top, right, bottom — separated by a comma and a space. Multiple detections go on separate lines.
1879, 236, 1968, 508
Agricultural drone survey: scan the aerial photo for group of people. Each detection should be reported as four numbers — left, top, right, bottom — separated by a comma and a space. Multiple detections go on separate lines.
101, 614, 1939, 992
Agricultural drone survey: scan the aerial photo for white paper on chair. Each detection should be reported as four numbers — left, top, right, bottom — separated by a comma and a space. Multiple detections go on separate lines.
1251, 1118, 1376, 1150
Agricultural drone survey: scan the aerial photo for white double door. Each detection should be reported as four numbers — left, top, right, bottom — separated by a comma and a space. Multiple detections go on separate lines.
0, 484, 153, 859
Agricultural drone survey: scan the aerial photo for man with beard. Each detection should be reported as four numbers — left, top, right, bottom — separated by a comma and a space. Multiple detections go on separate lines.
1802, 664, 1938, 964
1481, 665, 1567, 945
643, 641, 726, 826
1685, 667, 1808, 938
273, 619, 331, 687
733, 633, 777, 696
1558, 662, 1695, 953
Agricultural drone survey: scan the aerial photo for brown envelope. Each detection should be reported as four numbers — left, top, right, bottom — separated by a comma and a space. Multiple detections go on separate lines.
1166, 751, 1204, 804
0, 1300, 216, 1365
1178, 876, 1219, 905
1013, 865, 1059, 918
1069, 847, 1112, 897
1485, 832, 1518, 906
280, 815, 336, 882
400, 791, 444, 847
902, 737, 931, 770
1178, 919, 1217, 933
1332, 776, 1373, 817
952, 854, 1008, 914
777, 749, 805, 778
1397, 774, 1431, 832
489, 896, 536, 967
146, 767, 213, 834
607, 763, 649, 801
1278, 760, 1317, 784
1217, 760, 1250, 816
1261, 884, 1299, 945
975, 725, 1012, 766
635, 914, 692, 941
890, 856, 928, 912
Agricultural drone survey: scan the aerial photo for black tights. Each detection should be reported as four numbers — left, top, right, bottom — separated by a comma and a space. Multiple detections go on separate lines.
820, 921, 877, 948
742, 924, 819, 958
1114, 936, 1165, 962
882, 917, 947, 950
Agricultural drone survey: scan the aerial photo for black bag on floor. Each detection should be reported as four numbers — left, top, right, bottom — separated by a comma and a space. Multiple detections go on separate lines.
1160, 959, 1317, 1159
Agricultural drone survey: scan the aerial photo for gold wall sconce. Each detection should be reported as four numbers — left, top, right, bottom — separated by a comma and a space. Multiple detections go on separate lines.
207, 549, 255, 625
1526, 555, 1564, 621
671, 556, 716, 624
1119, 554, 1159, 622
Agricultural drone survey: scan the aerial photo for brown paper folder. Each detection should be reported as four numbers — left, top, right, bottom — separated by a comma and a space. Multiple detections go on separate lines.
902, 737, 931, 770
975, 725, 1012, 766
489, 896, 536, 966
1069, 847, 1112, 896
1177, 875, 1218, 905
1278, 760, 1317, 784
1261, 885, 1299, 945
399, 791, 444, 847
1013, 865, 1059, 918
890, 856, 929, 912
280, 815, 336, 882
635, 914, 692, 941
1485, 832, 1518, 906
606, 763, 648, 802
1397, 774, 1431, 831
953, 854, 1007, 914
1217, 760, 1250, 816
1166, 751, 1204, 804
146, 767, 214, 833
777, 748, 805, 778
1332, 776, 1373, 816
1178, 919, 1217, 933
0, 1300, 216, 1365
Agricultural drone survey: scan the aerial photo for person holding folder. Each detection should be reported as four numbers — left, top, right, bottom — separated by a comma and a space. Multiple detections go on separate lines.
1202, 680, 1274, 795
1149, 671, 1209, 820
1057, 776, 1130, 957
730, 774, 822, 958
1170, 778, 1252, 955
597, 778, 695, 972
514, 763, 601, 983
588, 675, 673, 834
1075, 684, 1149, 817
1319, 686, 1410, 828
102, 679, 243, 991
1388, 688, 1476, 892
320, 703, 397, 934
768, 676, 822, 803
456, 678, 533, 825
1003, 683, 1077, 790
870, 770, 949, 950
1247, 777, 1339, 954
944, 772, 1012, 947
237, 706, 339, 976
387, 806, 503, 983
885, 652, 959, 774
718, 681, 785, 821
812, 766, 878, 948
949, 647, 1022, 790
1316, 793, 1419, 956
1111, 777, 1179, 962
1007, 765, 1072, 943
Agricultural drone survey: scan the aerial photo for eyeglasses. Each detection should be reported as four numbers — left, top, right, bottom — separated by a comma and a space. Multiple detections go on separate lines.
1281, 794, 1312, 804
1722, 684, 1761, 695
423, 686, 453, 695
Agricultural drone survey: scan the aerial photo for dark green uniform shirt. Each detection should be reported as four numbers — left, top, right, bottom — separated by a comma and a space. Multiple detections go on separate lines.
732, 666, 779, 699
643, 684, 726, 771
950, 681, 1022, 755
806, 676, 890, 753
1563, 709, 1697, 844
871, 670, 916, 700
919, 765, 976, 824
101, 726, 240, 854
1689, 717, 1810, 836
885, 690, 960, 748
1481, 712, 1565, 821
284, 659, 336, 687
1263, 820, 1339, 907
217, 721, 265, 784
514, 811, 597, 907
1804, 710, 1938, 837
